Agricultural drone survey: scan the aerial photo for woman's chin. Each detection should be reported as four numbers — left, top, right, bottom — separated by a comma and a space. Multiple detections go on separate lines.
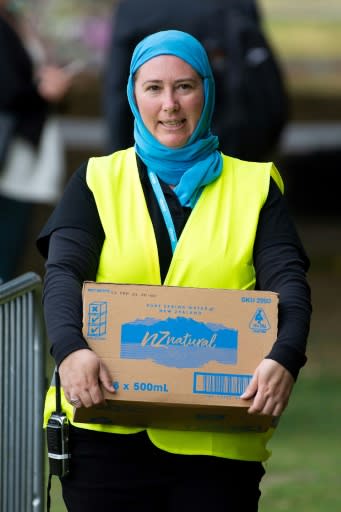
157, 134, 189, 149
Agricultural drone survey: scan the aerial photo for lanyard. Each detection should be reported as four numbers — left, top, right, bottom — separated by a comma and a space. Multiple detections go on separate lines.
148, 171, 178, 253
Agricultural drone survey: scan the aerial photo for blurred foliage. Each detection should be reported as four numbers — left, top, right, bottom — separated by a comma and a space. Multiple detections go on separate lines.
20, 1, 341, 63
259, 0, 341, 22
22, 0, 115, 69
259, 1, 341, 95
18, 0, 340, 97
259, 0, 341, 61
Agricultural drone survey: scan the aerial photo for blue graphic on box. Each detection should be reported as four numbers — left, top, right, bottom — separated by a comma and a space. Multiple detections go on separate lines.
120, 317, 238, 368
194, 371, 252, 396
87, 301, 108, 338
249, 308, 271, 333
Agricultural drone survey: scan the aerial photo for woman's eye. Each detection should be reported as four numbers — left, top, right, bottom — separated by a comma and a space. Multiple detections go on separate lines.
178, 83, 192, 90
146, 84, 160, 92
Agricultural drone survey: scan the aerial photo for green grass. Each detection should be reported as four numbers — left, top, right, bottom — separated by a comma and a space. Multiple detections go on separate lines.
260, 374, 341, 510
259, 264, 341, 510
47, 475, 66, 512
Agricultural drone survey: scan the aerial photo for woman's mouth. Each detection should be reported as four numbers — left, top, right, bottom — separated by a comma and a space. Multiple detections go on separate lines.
160, 119, 185, 128
160, 119, 185, 126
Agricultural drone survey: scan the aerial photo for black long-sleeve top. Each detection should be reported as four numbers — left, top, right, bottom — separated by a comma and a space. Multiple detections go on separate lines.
37, 155, 312, 380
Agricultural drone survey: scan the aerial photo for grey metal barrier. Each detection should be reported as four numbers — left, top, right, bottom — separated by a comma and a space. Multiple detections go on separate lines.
0, 272, 46, 512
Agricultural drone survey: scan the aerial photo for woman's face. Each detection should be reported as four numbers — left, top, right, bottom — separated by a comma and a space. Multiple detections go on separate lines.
134, 55, 204, 148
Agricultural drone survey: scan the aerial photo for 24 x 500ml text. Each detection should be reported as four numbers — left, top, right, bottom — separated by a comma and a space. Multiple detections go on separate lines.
133, 382, 169, 392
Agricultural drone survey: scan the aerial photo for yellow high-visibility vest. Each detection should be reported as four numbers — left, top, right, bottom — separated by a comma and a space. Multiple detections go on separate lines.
44, 147, 283, 461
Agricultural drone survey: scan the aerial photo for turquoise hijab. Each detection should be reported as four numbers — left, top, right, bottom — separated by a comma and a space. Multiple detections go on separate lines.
127, 30, 223, 207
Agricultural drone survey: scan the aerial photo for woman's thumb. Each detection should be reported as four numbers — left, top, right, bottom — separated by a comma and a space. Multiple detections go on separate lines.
99, 362, 116, 393
240, 374, 257, 400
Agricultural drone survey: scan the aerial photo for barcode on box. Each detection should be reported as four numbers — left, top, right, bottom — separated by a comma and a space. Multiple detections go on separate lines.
193, 372, 252, 396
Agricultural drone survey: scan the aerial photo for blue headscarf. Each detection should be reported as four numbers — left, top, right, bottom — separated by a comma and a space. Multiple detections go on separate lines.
127, 30, 223, 207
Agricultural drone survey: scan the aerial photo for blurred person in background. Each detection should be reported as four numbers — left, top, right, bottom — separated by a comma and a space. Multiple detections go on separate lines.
103, 0, 288, 161
0, 0, 74, 282
38, 30, 311, 511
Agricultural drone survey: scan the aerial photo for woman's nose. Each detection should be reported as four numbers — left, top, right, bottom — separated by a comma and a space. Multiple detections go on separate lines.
162, 91, 179, 113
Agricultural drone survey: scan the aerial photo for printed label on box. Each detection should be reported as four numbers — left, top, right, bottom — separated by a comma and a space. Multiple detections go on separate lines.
193, 372, 252, 396
249, 308, 271, 333
120, 316, 238, 368
87, 302, 108, 338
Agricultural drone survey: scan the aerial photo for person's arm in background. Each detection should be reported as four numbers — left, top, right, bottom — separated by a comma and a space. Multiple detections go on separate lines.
35, 64, 73, 103
0, 13, 74, 147
0, 12, 73, 108
241, 178, 312, 416
0, 17, 46, 112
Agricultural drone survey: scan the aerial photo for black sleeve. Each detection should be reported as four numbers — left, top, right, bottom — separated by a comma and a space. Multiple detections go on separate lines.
36, 161, 105, 366
42, 228, 103, 366
253, 178, 312, 379
36, 161, 105, 258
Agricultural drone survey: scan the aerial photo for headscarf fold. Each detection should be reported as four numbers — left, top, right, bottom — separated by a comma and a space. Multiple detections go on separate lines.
127, 30, 223, 207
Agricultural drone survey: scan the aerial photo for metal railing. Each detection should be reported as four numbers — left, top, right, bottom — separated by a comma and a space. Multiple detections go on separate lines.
0, 272, 46, 512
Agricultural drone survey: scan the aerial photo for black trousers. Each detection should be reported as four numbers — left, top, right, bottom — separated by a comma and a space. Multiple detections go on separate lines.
61, 426, 265, 512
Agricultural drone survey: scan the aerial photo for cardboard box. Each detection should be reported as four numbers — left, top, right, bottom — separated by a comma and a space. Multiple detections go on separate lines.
74, 282, 279, 432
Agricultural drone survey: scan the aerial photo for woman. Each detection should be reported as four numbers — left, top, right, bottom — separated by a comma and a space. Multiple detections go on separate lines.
38, 30, 311, 511
0, 0, 73, 282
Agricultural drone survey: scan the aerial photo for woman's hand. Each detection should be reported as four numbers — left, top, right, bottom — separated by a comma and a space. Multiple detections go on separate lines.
58, 349, 115, 408
241, 359, 295, 417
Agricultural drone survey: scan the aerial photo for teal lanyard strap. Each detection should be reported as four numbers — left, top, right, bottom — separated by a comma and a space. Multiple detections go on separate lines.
148, 171, 178, 254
